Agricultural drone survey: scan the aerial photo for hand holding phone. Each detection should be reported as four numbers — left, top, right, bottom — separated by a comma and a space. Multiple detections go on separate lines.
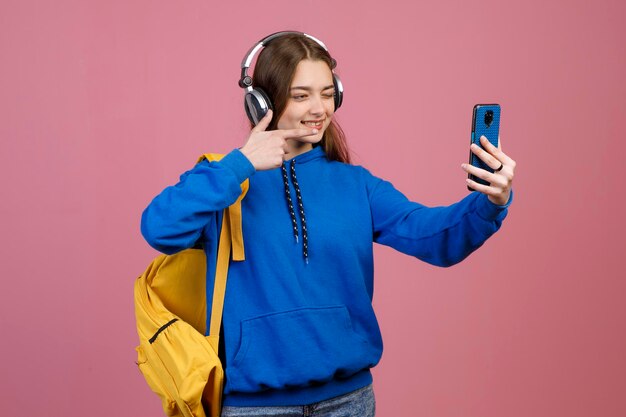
463, 103, 516, 205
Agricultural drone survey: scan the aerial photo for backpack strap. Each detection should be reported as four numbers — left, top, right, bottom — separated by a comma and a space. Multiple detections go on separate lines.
198, 152, 250, 351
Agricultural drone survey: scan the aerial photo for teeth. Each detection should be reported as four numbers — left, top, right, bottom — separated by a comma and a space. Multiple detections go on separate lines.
303, 121, 322, 127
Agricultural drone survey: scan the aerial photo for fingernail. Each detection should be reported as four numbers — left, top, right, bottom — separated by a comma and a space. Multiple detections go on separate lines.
461, 163, 467, 169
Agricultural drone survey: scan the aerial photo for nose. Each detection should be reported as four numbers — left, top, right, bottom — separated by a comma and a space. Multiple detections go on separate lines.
309, 94, 325, 116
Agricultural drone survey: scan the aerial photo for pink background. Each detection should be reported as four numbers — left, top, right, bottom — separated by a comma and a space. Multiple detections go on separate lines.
1, 0, 625, 415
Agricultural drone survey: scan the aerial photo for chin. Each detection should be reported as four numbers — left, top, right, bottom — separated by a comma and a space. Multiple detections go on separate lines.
312, 133, 325, 143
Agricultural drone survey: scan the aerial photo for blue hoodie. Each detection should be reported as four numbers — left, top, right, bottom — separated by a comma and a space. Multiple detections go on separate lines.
141, 145, 511, 406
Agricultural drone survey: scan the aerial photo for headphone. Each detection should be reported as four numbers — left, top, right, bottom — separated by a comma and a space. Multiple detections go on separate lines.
238, 31, 344, 126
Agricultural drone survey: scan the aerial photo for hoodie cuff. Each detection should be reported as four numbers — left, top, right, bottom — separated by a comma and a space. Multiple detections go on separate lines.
219, 148, 256, 184
475, 189, 514, 221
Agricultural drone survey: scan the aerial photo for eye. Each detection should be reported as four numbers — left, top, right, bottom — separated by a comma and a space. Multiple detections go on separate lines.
292, 94, 307, 101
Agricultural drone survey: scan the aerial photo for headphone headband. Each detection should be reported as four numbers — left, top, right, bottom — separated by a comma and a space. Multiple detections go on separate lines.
239, 31, 334, 89
241, 32, 328, 68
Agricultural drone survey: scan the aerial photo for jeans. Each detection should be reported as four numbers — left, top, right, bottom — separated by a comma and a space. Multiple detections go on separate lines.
220, 384, 376, 417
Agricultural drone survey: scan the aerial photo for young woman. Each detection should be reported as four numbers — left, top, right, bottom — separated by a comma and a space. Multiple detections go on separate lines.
141, 32, 515, 417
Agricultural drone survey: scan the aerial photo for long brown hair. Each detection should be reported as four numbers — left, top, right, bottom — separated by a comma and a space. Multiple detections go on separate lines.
251, 34, 351, 164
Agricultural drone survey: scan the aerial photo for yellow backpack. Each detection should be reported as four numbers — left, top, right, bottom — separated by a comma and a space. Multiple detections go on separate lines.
135, 153, 249, 417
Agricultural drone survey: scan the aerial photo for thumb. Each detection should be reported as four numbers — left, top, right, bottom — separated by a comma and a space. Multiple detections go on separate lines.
251, 109, 273, 132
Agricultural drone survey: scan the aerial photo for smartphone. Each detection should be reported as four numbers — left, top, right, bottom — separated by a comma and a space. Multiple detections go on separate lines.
468, 104, 501, 189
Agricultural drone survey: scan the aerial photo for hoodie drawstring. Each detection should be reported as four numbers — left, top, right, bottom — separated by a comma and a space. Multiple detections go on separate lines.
281, 163, 299, 243
281, 159, 309, 264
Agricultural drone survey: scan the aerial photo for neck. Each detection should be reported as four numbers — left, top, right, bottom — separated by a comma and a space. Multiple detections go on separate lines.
284, 140, 313, 161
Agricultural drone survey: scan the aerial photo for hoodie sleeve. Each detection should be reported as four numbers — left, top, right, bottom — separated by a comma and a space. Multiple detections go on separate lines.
140, 149, 255, 255
366, 171, 512, 267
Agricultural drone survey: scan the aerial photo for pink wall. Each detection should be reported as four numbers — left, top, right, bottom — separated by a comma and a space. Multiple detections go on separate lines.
1, 0, 625, 415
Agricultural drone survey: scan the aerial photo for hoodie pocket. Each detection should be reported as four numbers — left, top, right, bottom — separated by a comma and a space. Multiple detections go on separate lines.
225, 305, 380, 394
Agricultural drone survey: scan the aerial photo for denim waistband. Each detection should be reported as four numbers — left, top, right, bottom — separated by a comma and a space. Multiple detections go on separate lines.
221, 383, 375, 417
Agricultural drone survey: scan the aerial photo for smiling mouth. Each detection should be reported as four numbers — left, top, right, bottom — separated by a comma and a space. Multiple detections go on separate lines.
302, 119, 325, 129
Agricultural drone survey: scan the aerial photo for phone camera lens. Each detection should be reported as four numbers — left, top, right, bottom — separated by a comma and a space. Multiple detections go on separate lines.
484, 110, 494, 128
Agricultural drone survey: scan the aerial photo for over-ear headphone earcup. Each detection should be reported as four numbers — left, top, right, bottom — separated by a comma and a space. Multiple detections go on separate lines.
244, 88, 273, 125
332, 74, 343, 111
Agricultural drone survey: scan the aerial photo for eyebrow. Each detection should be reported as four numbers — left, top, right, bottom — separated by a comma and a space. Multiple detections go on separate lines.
290, 85, 335, 91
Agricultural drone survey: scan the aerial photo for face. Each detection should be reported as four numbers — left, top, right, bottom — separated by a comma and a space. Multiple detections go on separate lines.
277, 59, 335, 154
